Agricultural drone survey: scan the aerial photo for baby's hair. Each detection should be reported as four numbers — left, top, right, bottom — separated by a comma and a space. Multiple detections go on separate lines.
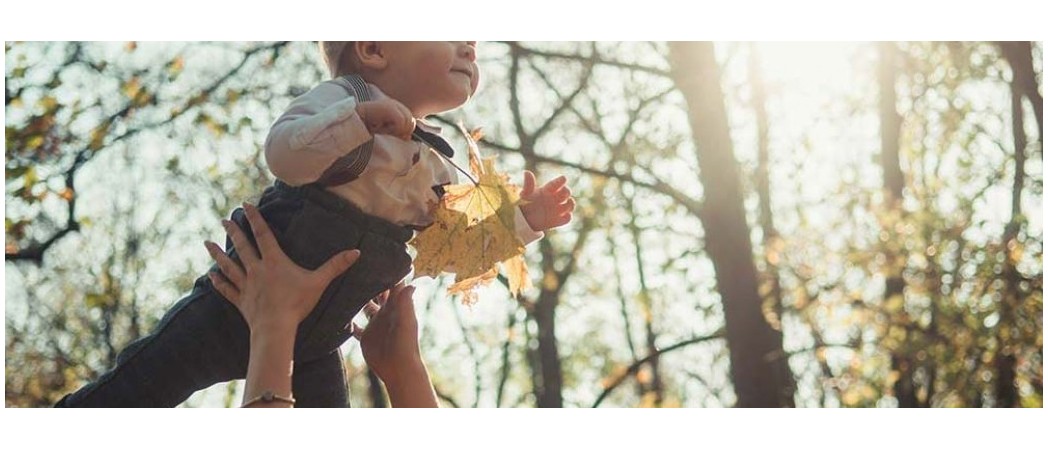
318, 41, 360, 78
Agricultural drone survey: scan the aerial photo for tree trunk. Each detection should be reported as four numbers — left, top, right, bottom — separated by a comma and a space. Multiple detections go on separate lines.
748, 43, 786, 333
879, 42, 919, 408
667, 42, 794, 407
629, 203, 663, 406
998, 42, 1043, 147
533, 289, 563, 407
994, 61, 1029, 407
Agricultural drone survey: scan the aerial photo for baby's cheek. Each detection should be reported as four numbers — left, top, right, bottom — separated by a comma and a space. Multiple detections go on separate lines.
470, 67, 481, 94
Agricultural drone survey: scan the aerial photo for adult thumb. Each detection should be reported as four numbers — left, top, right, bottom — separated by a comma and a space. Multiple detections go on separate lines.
315, 249, 361, 283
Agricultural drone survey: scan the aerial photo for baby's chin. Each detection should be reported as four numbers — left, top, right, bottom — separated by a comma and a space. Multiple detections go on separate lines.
429, 93, 473, 115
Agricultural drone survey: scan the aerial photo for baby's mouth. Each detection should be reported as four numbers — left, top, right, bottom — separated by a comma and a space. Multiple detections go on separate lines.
451, 68, 473, 79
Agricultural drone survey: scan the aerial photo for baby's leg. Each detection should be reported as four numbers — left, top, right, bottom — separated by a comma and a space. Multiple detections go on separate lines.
54, 275, 249, 407
280, 200, 413, 362
292, 347, 349, 407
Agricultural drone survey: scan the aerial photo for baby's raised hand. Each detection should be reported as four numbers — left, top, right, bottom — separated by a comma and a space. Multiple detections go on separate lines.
356, 98, 415, 141
519, 171, 576, 232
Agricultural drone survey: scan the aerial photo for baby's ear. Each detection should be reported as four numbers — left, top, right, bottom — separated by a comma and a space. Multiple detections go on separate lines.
355, 42, 388, 70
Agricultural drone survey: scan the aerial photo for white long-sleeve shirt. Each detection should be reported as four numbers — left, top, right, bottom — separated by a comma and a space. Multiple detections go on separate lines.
264, 77, 544, 245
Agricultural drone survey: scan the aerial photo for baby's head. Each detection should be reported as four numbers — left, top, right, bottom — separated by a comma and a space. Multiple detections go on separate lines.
319, 41, 480, 118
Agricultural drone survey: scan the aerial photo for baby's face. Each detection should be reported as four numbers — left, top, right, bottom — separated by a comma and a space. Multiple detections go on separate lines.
382, 42, 480, 117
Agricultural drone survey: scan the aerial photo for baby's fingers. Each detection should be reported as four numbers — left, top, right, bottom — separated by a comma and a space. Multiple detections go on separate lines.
550, 211, 573, 228
552, 187, 573, 204
397, 104, 416, 140
560, 198, 577, 213
542, 176, 568, 192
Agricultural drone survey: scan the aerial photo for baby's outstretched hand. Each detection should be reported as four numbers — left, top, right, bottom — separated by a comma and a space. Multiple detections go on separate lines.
519, 171, 576, 232
356, 98, 415, 141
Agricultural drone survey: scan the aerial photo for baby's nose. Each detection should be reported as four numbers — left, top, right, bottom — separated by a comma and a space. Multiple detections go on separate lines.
459, 42, 477, 62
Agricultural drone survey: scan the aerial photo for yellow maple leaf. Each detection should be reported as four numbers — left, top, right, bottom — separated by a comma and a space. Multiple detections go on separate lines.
409, 126, 531, 303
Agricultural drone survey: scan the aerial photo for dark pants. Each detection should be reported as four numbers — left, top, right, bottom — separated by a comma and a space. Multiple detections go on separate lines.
55, 181, 413, 407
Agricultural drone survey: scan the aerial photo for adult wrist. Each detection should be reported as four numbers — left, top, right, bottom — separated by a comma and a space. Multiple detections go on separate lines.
249, 318, 299, 342
380, 356, 428, 385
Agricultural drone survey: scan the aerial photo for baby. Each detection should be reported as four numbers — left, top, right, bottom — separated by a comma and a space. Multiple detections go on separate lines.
56, 41, 575, 407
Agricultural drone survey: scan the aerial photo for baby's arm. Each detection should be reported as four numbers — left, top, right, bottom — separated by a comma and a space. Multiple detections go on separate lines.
513, 208, 544, 246
265, 83, 414, 186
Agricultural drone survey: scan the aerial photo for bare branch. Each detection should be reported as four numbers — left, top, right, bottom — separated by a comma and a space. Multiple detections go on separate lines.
592, 331, 725, 408
495, 308, 518, 407
500, 41, 671, 79
6, 42, 290, 263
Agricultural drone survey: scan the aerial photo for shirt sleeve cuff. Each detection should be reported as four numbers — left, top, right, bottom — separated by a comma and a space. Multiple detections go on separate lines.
514, 207, 544, 246
289, 96, 372, 155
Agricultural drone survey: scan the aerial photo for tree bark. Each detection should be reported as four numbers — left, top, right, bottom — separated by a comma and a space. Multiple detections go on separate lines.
998, 42, 1043, 147
994, 60, 1029, 407
533, 289, 563, 407
629, 200, 663, 406
667, 42, 794, 407
748, 43, 786, 334
879, 42, 920, 408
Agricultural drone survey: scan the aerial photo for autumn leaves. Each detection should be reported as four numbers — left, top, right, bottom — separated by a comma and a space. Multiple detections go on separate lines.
410, 129, 532, 304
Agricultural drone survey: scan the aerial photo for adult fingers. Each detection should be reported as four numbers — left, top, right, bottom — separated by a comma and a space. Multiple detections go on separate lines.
204, 240, 246, 289
242, 203, 282, 263
222, 218, 260, 271
382, 283, 416, 319
391, 284, 417, 315
385, 285, 418, 333
362, 299, 380, 320
313, 249, 360, 285
207, 271, 241, 305
374, 288, 392, 308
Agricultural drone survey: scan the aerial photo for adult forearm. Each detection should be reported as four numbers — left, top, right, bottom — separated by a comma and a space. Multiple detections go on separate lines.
242, 325, 297, 408
383, 360, 439, 408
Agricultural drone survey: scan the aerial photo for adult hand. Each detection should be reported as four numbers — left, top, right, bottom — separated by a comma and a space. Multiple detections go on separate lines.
204, 202, 361, 408
352, 283, 422, 384
351, 283, 438, 407
204, 202, 361, 334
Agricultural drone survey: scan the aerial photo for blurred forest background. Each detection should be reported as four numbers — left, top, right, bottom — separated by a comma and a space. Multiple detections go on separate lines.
5, 41, 1042, 407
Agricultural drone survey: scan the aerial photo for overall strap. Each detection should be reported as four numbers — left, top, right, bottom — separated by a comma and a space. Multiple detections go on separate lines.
317, 74, 461, 187
315, 75, 375, 187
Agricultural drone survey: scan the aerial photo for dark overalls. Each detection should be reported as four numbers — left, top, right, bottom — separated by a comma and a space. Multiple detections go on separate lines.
55, 75, 456, 407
